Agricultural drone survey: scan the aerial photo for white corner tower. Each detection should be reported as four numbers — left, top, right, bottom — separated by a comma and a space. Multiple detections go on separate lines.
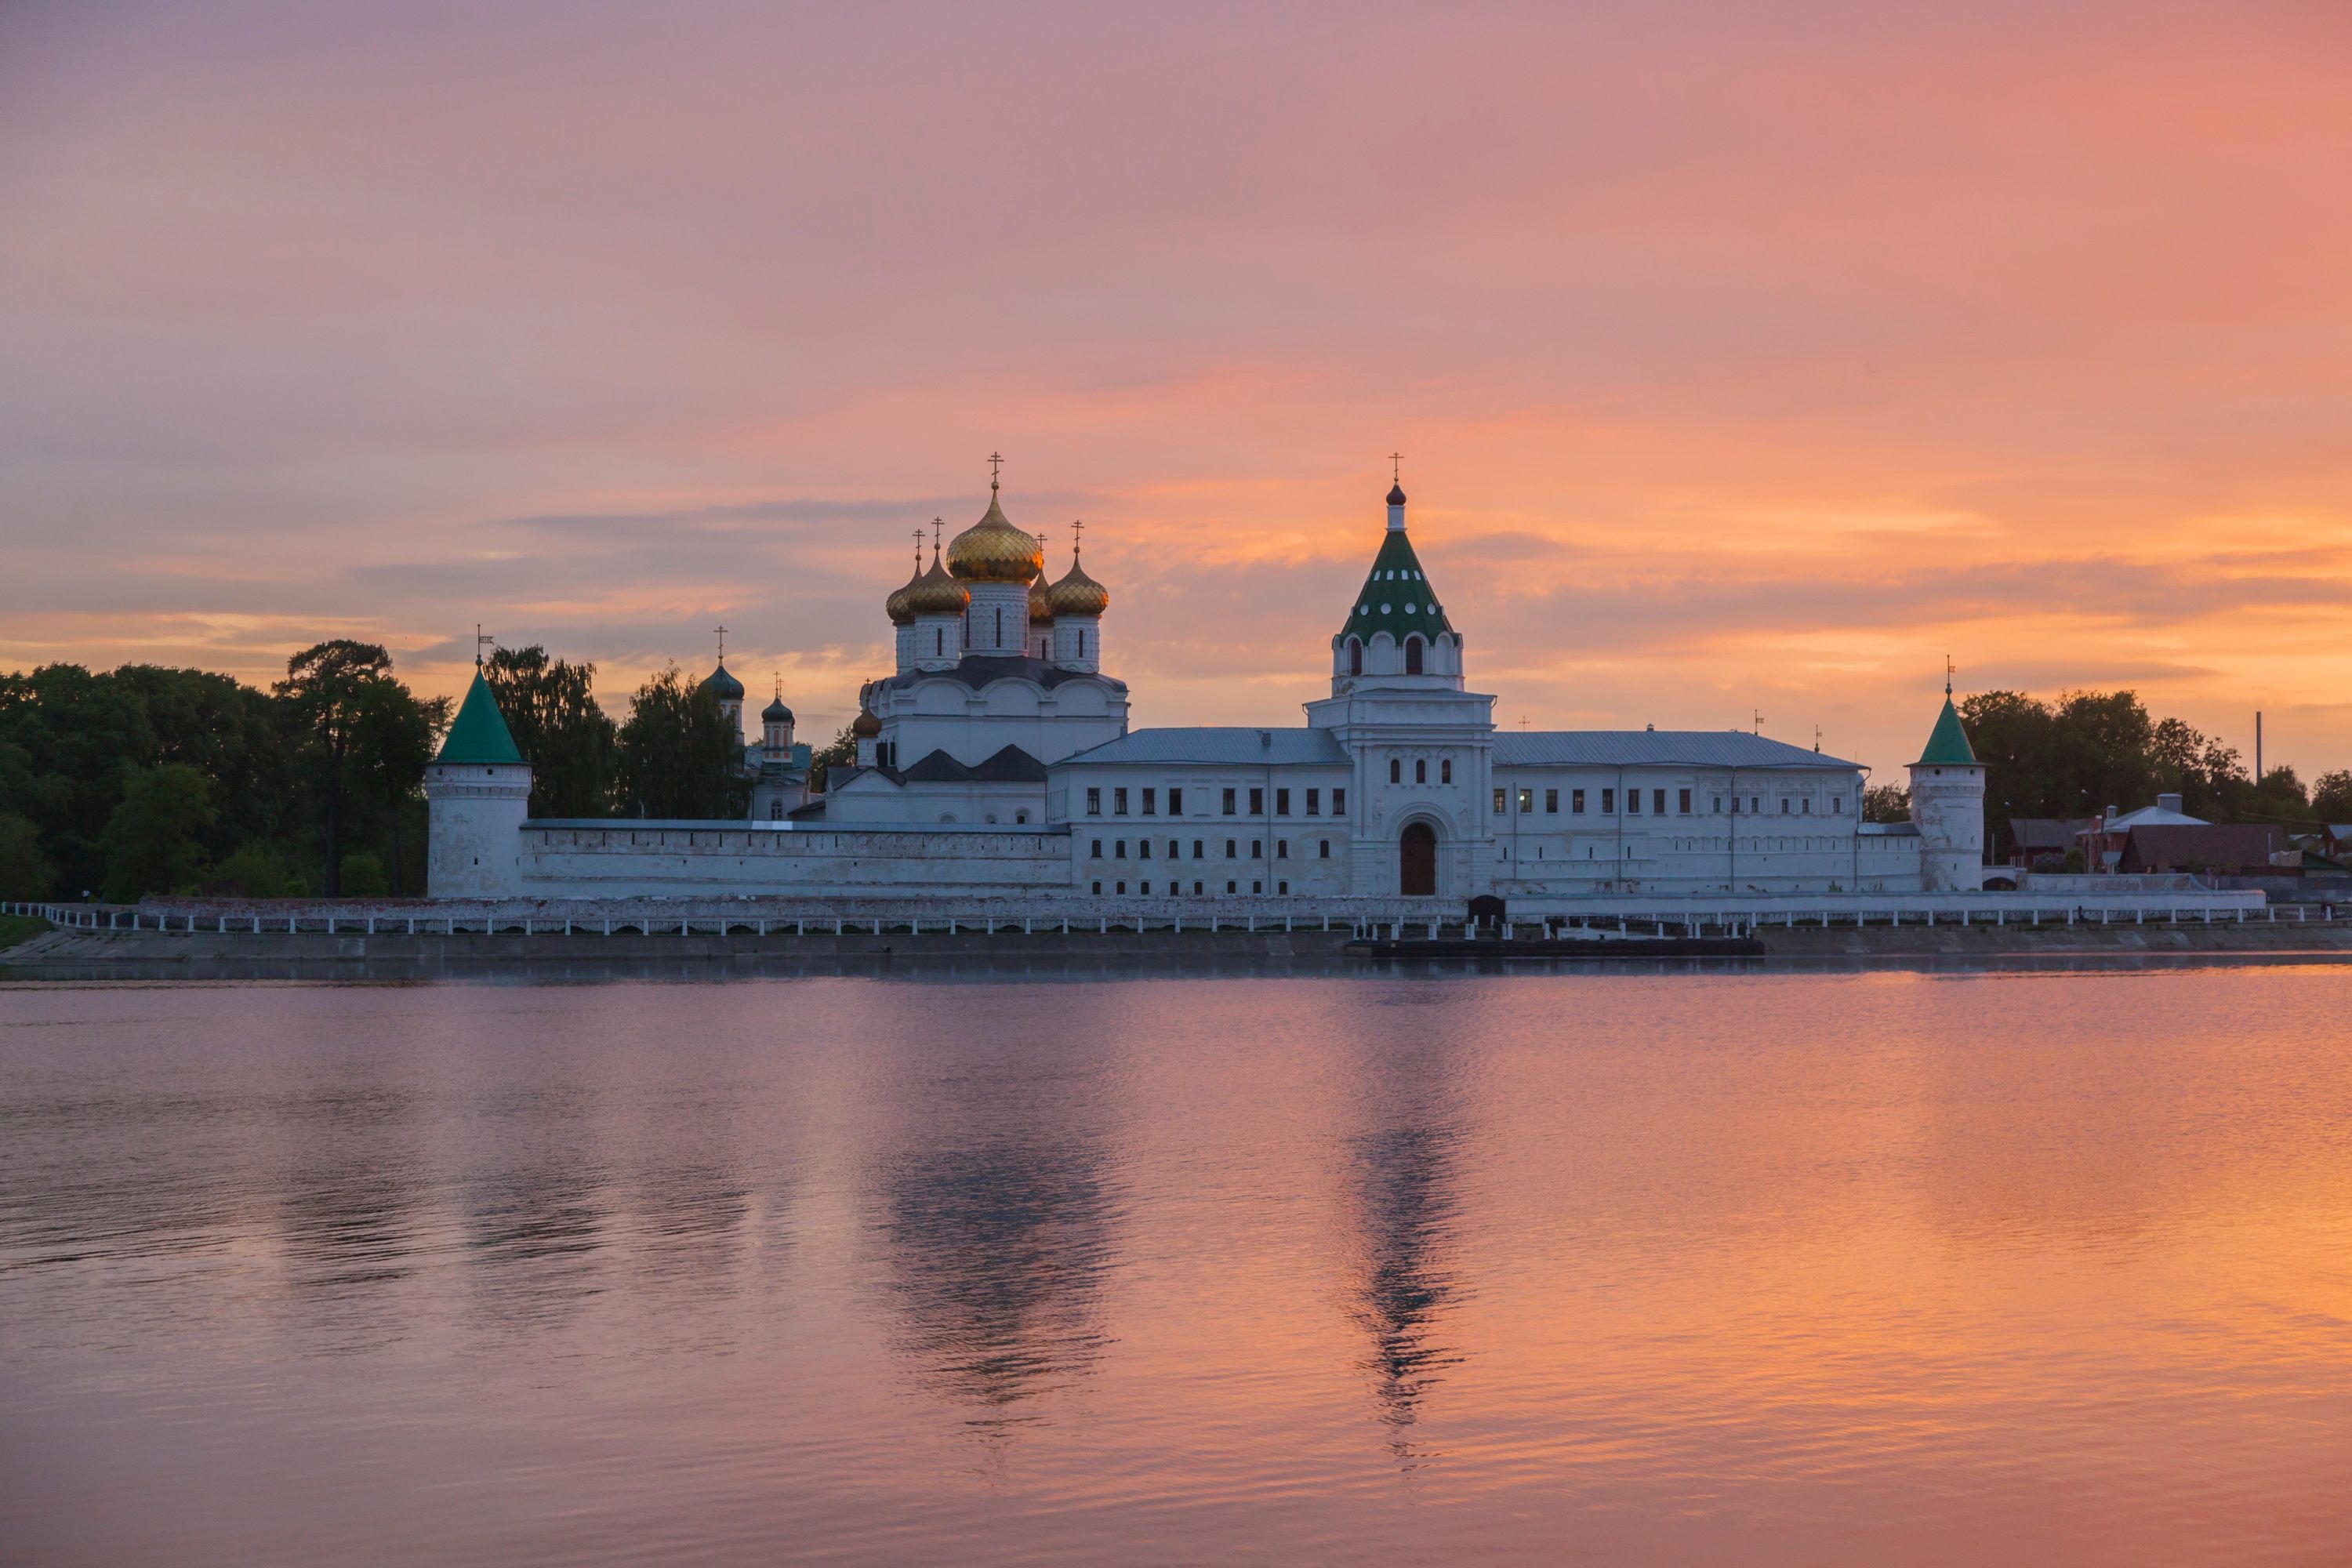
1907, 673, 1986, 891
424, 663, 532, 898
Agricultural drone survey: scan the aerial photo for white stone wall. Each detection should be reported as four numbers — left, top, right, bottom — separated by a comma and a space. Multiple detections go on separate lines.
514, 824, 1076, 898
1907, 762, 1987, 891
425, 761, 532, 897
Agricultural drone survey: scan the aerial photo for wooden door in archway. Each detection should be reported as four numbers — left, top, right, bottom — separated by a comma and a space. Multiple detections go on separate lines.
1399, 822, 1437, 896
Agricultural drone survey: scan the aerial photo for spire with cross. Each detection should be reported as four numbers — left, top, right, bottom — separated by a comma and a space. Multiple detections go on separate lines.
988, 451, 1004, 492
911, 528, 924, 572
1390, 451, 1403, 483
1945, 654, 1955, 696
475, 624, 494, 669
713, 624, 728, 664
1070, 517, 1085, 559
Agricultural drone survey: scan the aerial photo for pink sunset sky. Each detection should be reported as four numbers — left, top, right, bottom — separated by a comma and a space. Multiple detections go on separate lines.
4, 0, 2349, 779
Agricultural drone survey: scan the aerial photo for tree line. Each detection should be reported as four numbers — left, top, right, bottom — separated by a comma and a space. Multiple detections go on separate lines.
1863, 689, 2351, 851
0, 641, 855, 902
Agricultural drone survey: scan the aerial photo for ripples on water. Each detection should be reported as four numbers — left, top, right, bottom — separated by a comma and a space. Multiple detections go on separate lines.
5, 967, 2352, 1565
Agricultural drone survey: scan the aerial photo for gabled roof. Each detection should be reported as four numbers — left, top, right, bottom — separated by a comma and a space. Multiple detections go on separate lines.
902, 745, 1049, 783
2119, 823, 2289, 873
1916, 696, 1976, 765
2008, 818, 2096, 850
1062, 727, 1351, 767
1340, 528, 1454, 645
436, 671, 524, 765
1493, 731, 1861, 771
2103, 801, 2206, 831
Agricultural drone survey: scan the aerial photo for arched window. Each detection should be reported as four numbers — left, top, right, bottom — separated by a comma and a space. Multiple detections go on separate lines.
1348, 637, 1363, 676
933, 628, 943, 657
996, 607, 1004, 644
1079, 629, 1087, 659
1405, 636, 1424, 674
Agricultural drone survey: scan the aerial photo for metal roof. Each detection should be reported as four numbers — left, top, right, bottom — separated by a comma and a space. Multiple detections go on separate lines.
1494, 731, 1862, 771
435, 671, 523, 765
1062, 727, 1351, 767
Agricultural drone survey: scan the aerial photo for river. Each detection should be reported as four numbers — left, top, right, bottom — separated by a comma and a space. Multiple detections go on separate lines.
4, 964, 2350, 1564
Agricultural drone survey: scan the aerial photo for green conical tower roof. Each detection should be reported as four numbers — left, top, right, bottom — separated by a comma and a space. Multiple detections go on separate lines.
437, 669, 524, 764
1916, 693, 1976, 765
1339, 516, 1453, 644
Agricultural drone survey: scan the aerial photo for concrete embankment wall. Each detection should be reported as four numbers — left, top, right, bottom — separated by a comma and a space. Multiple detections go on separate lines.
1752, 920, 2352, 957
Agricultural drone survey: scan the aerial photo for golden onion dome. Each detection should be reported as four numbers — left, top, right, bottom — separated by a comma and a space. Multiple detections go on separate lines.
851, 706, 882, 739
1046, 550, 1110, 618
884, 555, 924, 625
946, 489, 1044, 583
904, 548, 971, 616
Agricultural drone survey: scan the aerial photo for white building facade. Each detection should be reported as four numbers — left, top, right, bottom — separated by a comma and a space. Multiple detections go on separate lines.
429, 474, 1984, 904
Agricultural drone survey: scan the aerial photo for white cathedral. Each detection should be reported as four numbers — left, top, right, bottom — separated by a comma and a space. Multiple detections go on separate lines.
426, 471, 1985, 906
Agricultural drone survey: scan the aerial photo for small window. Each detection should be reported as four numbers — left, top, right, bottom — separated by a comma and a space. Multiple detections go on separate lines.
1391, 758, 1403, 784
1781, 797, 1792, 815
1251, 880, 1261, 894
1572, 788, 1585, 814
1116, 880, 1125, 894
1441, 758, 1452, 785
1091, 840, 1102, 858
1415, 759, 1427, 784
1114, 787, 1129, 815
1712, 796, 1722, 813
1319, 839, 1330, 858
1222, 787, 1236, 815
1138, 840, 1151, 859
1226, 880, 1237, 893
1544, 788, 1558, 814
1115, 840, 1127, 858
1801, 798, 1811, 814
1730, 797, 1740, 815
1276, 840, 1289, 859
1831, 797, 1843, 815
1654, 789, 1667, 815
1405, 637, 1423, 675
1250, 787, 1264, 815
1679, 789, 1692, 815
1306, 788, 1319, 815
1332, 788, 1345, 814
1091, 880, 1102, 895
1168, 788, 1183, 815
1348, 638, 1363, 677
1602, 788, 1615, 813
1518, 788, 1534, 814
1628, 790, 1642, 815
1278, 880, 1288, 895
1192, 839, 1203, 858
1276, 788, 1290, 815
1753, 797, 1762, 814
1493, 788, 1506, 815
1250, 840, 1263, 859
1142, 788, 1156, 815
1193, 881, 1203, 894
1167, 840, 1179, 858
1086, 787, 1101, 815
1225, 839, 1237, 858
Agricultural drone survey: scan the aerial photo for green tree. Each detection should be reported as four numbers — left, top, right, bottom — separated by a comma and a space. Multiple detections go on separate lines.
0, 811, 53, 899
484, 644, 618, 817
615, 664, 744, 819
275, 641, 445, 895
1862, 782, 1910, 822
99, 764, 215, 902
2312, 770, 2352, 825
338, 851, 390, 896
806, 722, 858, 793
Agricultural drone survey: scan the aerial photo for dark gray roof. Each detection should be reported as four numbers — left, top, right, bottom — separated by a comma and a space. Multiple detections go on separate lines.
902, 745, 1049, 783
2009, 818, 2095, 850
1494, 731, 1862, 771
875, 654, 1127, 695
1061, 727, 1351, 767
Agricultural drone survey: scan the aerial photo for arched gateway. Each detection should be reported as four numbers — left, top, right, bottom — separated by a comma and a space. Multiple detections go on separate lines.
1399, 821, 1437, 896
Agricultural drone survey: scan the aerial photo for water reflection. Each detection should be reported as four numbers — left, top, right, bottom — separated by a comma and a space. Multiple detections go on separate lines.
1346, 1038, 1468, 1465
463, 1087, 609, 1330
873, 1014, 1122, 1439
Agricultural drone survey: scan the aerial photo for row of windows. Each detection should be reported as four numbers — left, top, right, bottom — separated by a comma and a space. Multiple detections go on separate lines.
1388, 756, 1453, 785
1346, 635, 1434, 675
1086, 786, 1346, 817
1091, 880, 1287, 896
1490, 786, 1848, 817
1091, 838, 1330, 861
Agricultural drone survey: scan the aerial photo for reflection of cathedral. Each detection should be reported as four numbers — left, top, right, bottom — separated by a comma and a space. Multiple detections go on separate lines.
428, 462, 1987, 902
1348, 1047, 1468, 1463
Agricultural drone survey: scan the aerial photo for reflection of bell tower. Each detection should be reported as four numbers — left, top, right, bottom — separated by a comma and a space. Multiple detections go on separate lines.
1347, 1038, 1468, 1466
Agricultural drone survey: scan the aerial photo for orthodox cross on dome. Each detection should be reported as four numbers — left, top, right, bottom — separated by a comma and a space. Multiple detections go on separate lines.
933, 517, 944, 554
713, 624, 728, 663
988, 452, 1004, 492
1070, 517, 1085, 557
1389, 452, 1403, 483
911, 528, 924, 570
